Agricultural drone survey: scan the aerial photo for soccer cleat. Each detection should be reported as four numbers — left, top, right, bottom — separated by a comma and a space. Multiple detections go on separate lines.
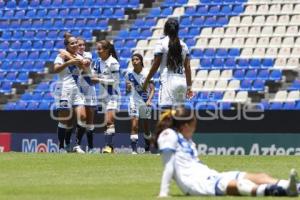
287, 169, 298, 197
73, 145, 85, 154
102, 146, 113, 154
59, 148, 67, 153
131, 151, 138, 155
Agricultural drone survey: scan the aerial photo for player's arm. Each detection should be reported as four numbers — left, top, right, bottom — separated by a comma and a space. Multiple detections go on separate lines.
146, 81, 155, 106
159, 150, 175, 197
53, 58, 83, 73
143, 55, 161, 91
183, 56, 193, 99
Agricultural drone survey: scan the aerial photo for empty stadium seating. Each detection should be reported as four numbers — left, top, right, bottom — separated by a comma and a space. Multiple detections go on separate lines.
1, 0, 300, 110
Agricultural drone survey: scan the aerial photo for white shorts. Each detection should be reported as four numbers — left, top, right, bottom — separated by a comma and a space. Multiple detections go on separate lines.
98, 95, 120, 112
80, 85, 97, 107
128, 98, 151, 119
159, 74, 187, 108
54, 83, 85, 109
187, 171, 246, 196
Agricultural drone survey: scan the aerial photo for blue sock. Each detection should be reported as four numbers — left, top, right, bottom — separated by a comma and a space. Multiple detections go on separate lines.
265, 184, 287, 196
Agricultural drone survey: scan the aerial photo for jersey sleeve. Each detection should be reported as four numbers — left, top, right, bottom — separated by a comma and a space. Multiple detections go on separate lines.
158, 129, 177, 152
154, 39, 164, 56
54, 55, 64, 65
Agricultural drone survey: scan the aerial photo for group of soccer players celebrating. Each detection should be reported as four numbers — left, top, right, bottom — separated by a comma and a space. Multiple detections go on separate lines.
52, 18, 193, 154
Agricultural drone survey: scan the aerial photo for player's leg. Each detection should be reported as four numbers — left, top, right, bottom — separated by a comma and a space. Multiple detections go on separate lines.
128, 100, 139, 154
102, 109, 116, 153
73, 105, 86, 153
220, 169, 298, 197
64, 115, 74, 152
86, 106, 96, 153
130, 116, 139, 154
57, 109, 72, 153
140, 105, 152, 153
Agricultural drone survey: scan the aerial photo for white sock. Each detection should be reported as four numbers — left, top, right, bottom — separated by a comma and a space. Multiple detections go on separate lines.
256, 184, 268, 196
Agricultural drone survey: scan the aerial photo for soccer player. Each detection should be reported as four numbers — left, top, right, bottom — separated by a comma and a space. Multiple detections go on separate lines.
156, 106, 298, 197
124, 53, 155, 154
92, 40, 120, 154
59, 37, 97, 153
53, 32, 86, 153
143, 18, 193, 109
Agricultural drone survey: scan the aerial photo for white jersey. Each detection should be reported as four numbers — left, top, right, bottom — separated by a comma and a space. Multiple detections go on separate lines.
78, 52, 97, 106
124, 69, 150, 103
93, 55, 120, 111
154, 37, 190, 107
158, 128, 243, 196
154, 36, 190, 81
53, 53, 85, 108
54, 53, 82, 88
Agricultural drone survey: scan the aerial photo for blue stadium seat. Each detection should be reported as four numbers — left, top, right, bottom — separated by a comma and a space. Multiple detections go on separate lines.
252, 80, 265, 91
228, 48, 240, 57
69, 8, 81, 17
16, 72, 29, 84
2, 31, 12, 39
0, 41, 9, 50
217, 16, 229, 26
0, 52, 6, 60
103, 8, 113, 17
185, 38, 196, 47
224, 58, 236, 69
161, 7, 173, 17
204, 48, 215, 58
43, 92, 54, 102
220, 5, 232, 15
241, 80, 252, 91
0, 61, 10, 71
32, 41, 43, 50
185, 7, 196, 16
24, 31, 35, 39
245, 69, 257, 80
6, 0, 17, 9
204, 17, 217, 27
262, 59, 274, 68
269, 70, 282, 81
7, 52, 18, 61
193, 17, 205, 26
237, 59, 249, 69
21, 41, 32, 50
39, 102, 51, 110
269, 102, 282, 110
257, 69, 269, 80
26, 102, 40, 110
23, 61, 35, 72
12, 31, 24, 40
28, 52, 39, 60
208, 5, 220, 15
233, 69, 245, 79
200, 59, 212, 69
11, 61, 23, 72
283, 102, 296, 110
114, 8, 125, 18
197, 6, 208, 16
10, 20, 21, 29
0, 81, 13, 94
216, 49, 227, 58
124, 40, 136, 48
20, 93, 33, 102
249, 59, 261, 69
191, 49, 203, 58
15, 10, 26, 18
189, 27, 201, 37
149, 8, 160, 17
37, 9, 47, 18
29, 0, 40, 8
232, 5, 245, 14
18, 0, 28, 8
52, 0, 63, 7
3, 102, 16, 110
212, 58, 224, 69
26, 9, 37, 18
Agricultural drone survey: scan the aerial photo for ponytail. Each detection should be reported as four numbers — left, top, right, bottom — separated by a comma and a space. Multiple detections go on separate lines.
164, 18, 183, 72
167, 37, 182, 72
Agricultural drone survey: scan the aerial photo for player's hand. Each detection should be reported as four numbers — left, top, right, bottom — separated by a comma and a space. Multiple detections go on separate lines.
186, 88, 194, 100
146, 100, 152, 106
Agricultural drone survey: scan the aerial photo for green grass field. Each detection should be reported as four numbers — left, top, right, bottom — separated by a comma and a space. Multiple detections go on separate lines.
0, 154, 299, 200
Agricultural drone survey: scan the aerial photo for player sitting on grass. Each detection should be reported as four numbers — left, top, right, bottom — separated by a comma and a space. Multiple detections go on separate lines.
156, 106, 298, 197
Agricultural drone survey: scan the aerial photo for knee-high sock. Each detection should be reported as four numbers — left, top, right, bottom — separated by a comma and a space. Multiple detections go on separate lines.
75, 124, 86, 146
